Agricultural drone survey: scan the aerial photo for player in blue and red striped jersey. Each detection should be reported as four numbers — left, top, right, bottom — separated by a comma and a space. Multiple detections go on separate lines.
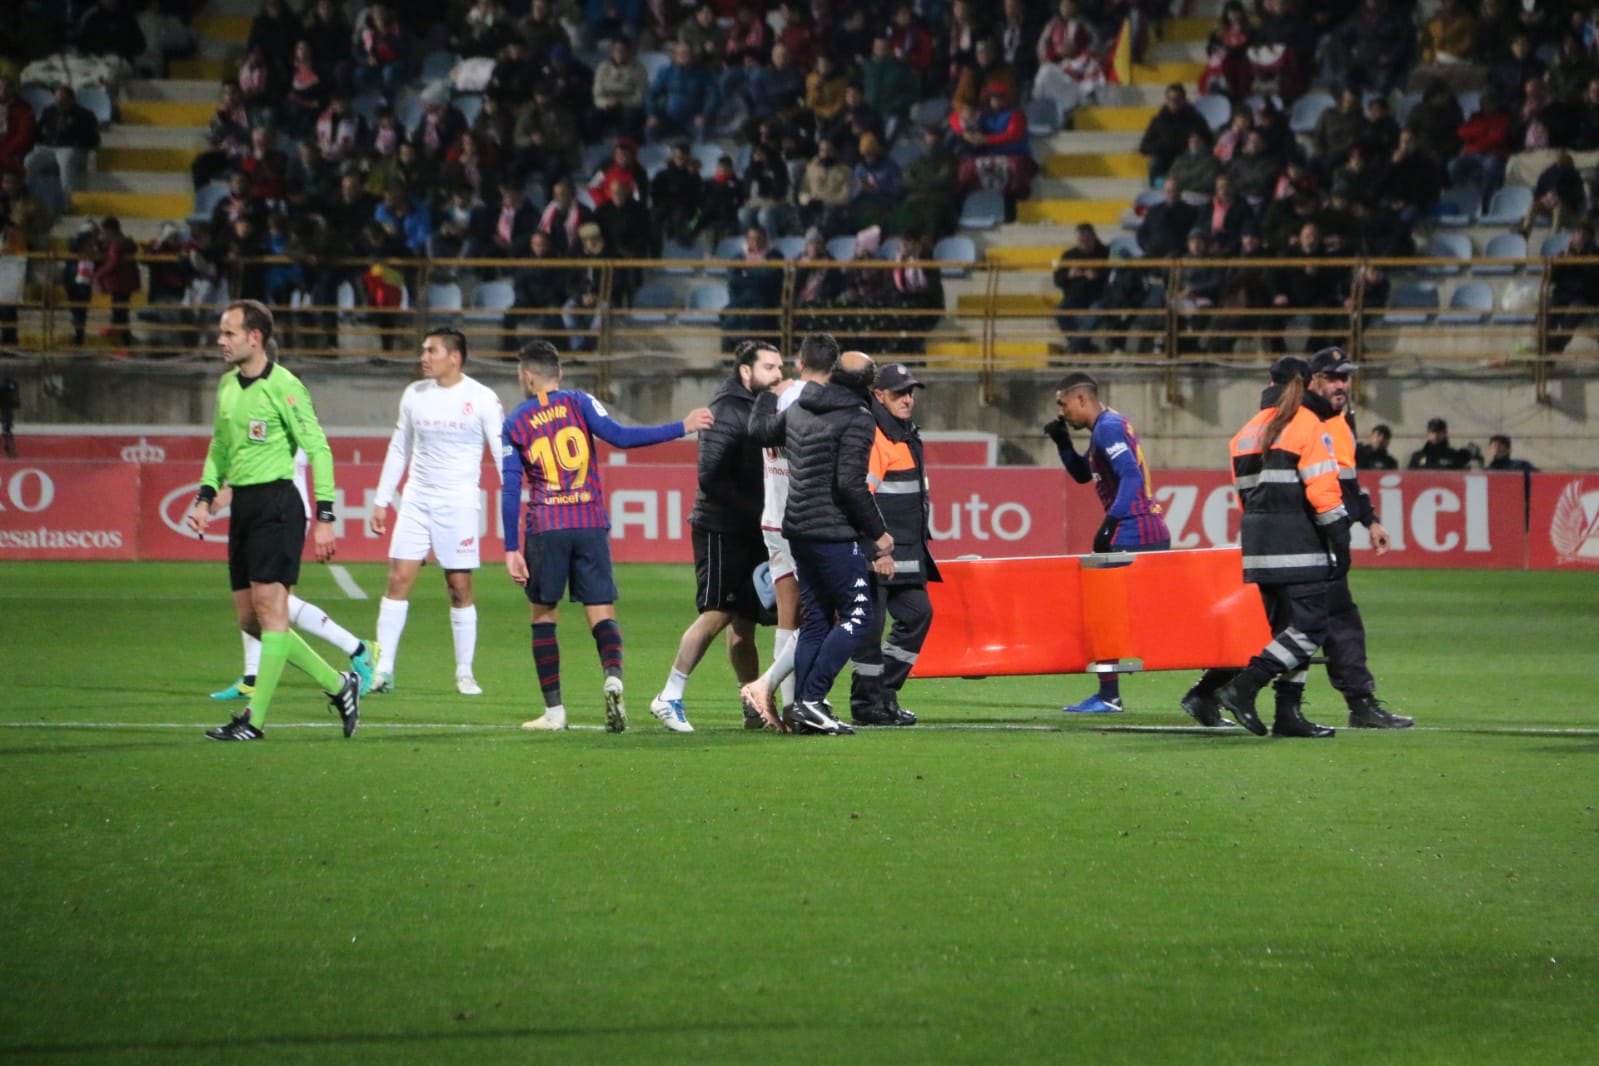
1045, 371, 1172, 714
501, 340, 713, 734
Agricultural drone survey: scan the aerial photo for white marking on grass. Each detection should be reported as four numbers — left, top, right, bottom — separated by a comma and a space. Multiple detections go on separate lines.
328, 565, 367, 600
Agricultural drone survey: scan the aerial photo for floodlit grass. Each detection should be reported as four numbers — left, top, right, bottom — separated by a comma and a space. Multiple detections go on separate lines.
1, 562, 1596, 1064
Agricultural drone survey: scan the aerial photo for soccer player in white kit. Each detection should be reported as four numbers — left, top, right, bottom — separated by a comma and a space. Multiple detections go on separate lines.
368, 328, 506, 694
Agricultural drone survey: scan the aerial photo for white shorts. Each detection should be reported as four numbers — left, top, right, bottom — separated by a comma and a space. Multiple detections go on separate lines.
388, 497, 482, 569
762, 527, 795, 581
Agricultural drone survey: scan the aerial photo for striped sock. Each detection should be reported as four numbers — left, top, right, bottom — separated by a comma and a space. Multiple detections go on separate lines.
591, 618, 622, 679
532, 622, 561, 708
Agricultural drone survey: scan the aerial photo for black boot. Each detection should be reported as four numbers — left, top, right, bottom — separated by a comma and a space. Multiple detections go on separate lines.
884, 692, 917, 726
1346, 694, 1414, 729
1216, 670, 1270, 736
1180, 672, 1236, 728
1270, 681, 1335, 738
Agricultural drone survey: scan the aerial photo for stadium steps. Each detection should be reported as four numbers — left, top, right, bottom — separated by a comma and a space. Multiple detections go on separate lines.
170, 58, 233, 81
125, 78, 221, 104
118, 100, 214, 127
70, 190, 195, 220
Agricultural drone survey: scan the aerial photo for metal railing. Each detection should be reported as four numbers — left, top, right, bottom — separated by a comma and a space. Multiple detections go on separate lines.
2, 250, 1594, 404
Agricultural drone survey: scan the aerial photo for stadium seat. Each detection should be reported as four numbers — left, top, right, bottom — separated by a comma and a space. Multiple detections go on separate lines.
395, 93, 424, 135
1108, 235, 1142, 259
351, 92, 385, 126
911, 96, 951, 129
463, 280, 515, 325
424, 282, 464, 320
24, 155, 64, 215
693, 142, 730, 175
1421, 233, 1473, 275
336, 280, 358, 320
76, 86, 112, 125
679, 282, 730, 325
1395, 91, 1423, 125
878, 236, 904, 260
958, 189, 1003, 230
933, 234, 977, 277
827, 235, 857, 261
1383, 282, 1440, 325
636, 143, 670, 171
1288, 90, 1334, 134
1457, 89, 1481, 118
1477, 232, 1527, 274
1526, 231, 1572, 274
1025, 96, 1061, 134
190, 181, 229, 222
1194, 94, 1231, 133
775, 235, 807, 261
890, 139, 926, 170
1437, 281, 1494, 325
22, 86, 53, 120
1479, 185, 1533, 226
639, 51, 671, 84
1122, 188, 1164, 230
579, 140, 612, 178
453, 93, 483, 126
659, 237, 702, 275
1493, 286, 1537, 325
421, 50, 458, 84
706, 234, 746, 275
627, 281, 677, 324
1435, 186, 1479, 227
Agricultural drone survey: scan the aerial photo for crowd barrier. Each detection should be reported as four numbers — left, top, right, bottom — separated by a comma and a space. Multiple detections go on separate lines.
1, 430, 1592, 570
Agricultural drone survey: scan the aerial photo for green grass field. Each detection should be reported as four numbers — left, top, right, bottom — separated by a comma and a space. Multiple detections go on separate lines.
2, 562, 1596, 1064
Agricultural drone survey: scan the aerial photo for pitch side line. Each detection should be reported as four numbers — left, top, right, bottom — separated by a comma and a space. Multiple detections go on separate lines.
4, 722, 1599, 737
328, 564, 368, 600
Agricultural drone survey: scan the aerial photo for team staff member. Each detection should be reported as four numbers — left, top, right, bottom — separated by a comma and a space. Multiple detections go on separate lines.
185, 299, 360, 742
847, 362, 938, 727
503, 340, 713, 733
1213, 356, 1348, 739
782, 340, 894, 736
368, 328, 505, 696
651, 340, 783, 731
1044, 371, 1170, 714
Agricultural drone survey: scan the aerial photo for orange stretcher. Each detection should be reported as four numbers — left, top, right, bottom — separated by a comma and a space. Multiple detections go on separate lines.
910, 547, 1271, 679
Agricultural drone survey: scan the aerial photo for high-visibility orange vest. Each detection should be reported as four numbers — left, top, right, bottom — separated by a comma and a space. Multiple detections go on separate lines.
1230, 400, 1347, 584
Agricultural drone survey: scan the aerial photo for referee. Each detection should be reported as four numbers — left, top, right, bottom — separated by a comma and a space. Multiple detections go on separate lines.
185, 300, 360, 741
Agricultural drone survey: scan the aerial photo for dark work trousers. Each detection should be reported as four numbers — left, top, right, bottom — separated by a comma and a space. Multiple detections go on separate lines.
1321, 573, 1374, 700
1247, 580, 1331, 683
791, 538, 877, 705
849, 581, 933, 715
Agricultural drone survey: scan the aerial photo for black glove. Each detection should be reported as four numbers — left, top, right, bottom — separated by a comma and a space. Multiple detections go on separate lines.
1092, 515, 1120, 553
1322, 517, 1352, 578
1043, 416, 1072, 449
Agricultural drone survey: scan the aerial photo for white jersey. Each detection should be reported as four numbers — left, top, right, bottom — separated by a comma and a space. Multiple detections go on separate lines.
760, 383, 807, 531
374, 375, 505, 509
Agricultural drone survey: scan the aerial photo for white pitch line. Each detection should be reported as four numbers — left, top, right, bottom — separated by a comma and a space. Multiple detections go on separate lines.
4, 722, 1599, 736
328, 564, 367, 600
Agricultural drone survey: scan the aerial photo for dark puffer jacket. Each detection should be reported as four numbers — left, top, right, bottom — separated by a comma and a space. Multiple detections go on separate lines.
690, 375, 764, 534
751, 382, 887, 547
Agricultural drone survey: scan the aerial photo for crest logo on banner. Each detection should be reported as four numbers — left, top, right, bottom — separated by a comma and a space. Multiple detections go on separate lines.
1550, 480, 1599, 565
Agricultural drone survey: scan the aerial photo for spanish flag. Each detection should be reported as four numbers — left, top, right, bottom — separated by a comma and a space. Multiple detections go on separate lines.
1104, 17, 1134, 85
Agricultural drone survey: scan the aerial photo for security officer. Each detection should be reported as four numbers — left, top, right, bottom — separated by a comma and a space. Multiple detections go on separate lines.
848, 363, 940, 727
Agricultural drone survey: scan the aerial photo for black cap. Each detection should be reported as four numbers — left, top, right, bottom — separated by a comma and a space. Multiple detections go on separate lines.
1426, 417, 1448, 432
875, 362, 924, 392
1269, 356, 1311, 385
1309, 346, 1357, 375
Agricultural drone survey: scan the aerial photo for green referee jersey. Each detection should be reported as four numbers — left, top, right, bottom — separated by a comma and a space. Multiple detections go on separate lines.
201, 361, 335, 498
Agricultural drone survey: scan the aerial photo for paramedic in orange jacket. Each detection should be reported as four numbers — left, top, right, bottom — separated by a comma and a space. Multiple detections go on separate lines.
847, 363, 940, 727
1214, 355, 1351, 738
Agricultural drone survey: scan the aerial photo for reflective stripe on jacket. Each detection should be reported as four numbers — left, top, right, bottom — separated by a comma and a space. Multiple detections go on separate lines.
1230, 399, 1347, 584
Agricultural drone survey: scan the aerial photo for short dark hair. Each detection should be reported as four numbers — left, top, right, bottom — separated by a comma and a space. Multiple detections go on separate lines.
1056, 372, 1098, 396
798, 332, 839, 373
1372, 423, 1392, 441
426, 326, 468, 363
1489, 433, 1511, 448
518, 339, 561, 378
733, 339, 780, 374
228, 299, 274, 343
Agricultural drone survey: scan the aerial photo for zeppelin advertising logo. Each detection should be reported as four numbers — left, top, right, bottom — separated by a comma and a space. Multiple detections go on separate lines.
160, 482, 229, 544
1550, 480, 1599, 565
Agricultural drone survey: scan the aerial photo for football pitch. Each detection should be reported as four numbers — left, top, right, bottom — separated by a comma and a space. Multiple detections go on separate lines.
2, 561, 1596, 1064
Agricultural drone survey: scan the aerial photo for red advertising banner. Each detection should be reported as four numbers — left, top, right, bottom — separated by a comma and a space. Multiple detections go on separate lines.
1527, 473, 1599, 570
0, 461, 141, 560
0, 430, 1550, 568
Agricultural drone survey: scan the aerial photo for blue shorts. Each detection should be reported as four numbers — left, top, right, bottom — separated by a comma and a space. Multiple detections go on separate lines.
523, 527, 618, 606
